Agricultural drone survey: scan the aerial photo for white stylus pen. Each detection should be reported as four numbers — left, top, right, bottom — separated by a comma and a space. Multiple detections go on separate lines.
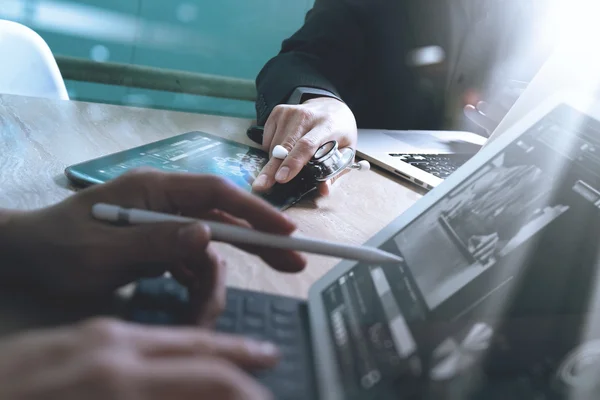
91, 203, 403, 264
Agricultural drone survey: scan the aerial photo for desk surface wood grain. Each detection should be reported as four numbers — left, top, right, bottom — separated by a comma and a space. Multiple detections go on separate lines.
0, 94, 422, 299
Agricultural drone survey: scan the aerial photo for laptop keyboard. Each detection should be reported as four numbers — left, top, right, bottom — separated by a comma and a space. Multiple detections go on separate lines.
216, 288, 317, 400
389, 153, 473, 178
126, 278, 317, 400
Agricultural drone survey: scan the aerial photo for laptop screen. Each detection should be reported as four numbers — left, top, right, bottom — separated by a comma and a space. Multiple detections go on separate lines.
322, 103, 600, 399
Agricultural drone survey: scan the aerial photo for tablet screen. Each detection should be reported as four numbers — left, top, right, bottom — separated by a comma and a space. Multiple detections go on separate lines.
322, 102, 600, 399
65, 131, 317, 210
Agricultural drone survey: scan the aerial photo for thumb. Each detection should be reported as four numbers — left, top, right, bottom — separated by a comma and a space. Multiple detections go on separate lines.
172, 223, 214, 289
176, 223, 212, 262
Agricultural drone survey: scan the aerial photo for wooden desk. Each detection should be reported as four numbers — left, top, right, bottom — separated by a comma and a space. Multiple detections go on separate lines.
0, 94, 422, 300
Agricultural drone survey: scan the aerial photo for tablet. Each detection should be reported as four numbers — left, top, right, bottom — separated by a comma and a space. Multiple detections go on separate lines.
65, 131, 318, 210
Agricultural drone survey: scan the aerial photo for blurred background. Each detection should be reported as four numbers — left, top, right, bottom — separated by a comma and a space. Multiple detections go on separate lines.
0, 0, 315, 119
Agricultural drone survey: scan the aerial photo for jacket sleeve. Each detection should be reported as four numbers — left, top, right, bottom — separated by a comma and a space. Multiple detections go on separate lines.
255, 0, 366, 125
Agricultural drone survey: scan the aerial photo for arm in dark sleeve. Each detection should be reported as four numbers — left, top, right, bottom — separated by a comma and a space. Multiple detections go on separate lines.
255, 0, 366, 125
0, 209, 28, 285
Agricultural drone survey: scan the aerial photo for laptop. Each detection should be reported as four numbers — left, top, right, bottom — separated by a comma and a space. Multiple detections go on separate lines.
126, 92, 600, 399
356, 129, 486, 190
355, 43, 572, 192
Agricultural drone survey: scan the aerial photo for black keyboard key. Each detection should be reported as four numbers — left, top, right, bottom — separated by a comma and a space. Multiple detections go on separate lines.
131, 310, 175, 325
162, 280, 188, 302
127, 277, 192, 325
277, 360, 300, 374
215, 315, 237, 332
280, 394, 306, 400
246, 332, 269, 343
389, 153, 472, 178
132, 277, 189, 309
277, 344, 301, 360
224, 291, 242, 314
243, 315, 266, 331
274, 328, 298, 343
272, 299, 298, 314
272, 313, 296, 327
130, 310, 156, 324
128, 281, 316, 399
273, 378, 305, 395
150, 312, 176, 325
192, 288, 314, 400
257, 377, 306, 400
244, 296, 268, 315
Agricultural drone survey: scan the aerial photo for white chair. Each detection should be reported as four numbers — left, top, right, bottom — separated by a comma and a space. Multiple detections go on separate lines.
0, 19, 68, 100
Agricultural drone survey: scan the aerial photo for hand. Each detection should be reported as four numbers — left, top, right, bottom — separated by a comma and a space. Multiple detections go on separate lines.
463, 80, 527, 137
0, 318, 277, 400
3, 170, 306, 325
252, 97, 357, 196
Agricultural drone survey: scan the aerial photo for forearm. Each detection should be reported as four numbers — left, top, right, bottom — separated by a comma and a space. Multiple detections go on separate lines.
255, 0, 366, 125
256, 55, 342, 124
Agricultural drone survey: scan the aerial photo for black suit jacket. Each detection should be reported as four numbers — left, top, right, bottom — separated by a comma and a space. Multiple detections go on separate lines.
255, 0, 548, 131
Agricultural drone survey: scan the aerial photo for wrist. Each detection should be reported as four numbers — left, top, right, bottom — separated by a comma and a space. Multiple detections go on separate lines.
302, 96, 343, 105
287, 86, 343, 106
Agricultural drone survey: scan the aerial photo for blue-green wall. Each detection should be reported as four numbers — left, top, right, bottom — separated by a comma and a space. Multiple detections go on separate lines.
0, 0, 313, 118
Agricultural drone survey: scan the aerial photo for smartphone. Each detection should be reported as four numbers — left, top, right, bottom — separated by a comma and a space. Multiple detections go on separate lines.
65, 131, 317, 210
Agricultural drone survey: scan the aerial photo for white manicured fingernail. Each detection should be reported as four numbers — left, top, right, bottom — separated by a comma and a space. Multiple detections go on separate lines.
272, 145, 289, 160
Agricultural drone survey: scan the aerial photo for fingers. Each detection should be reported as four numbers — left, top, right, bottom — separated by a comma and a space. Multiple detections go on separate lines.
73, 319, 275, 399
174, 228, 228, 327
253, 99, 357, 193
476, 101, 505, 125
463, 104, 496, 135
111, 202, 306, 276
268, 105, 315, 156
201, 209, 306, 273
137, 358, 273, 400
113, 171, 297, 236
80, 318, 280, 370
113, 221, 211, 270
120, 324, 280, 370
1, 320, 275, 400
261, 111, 278, 151
0, 327, 77, 375
318, 181, 331, 197
253, 111, 284, 191
464, 84, 524, 136
100, 171, 305, 272
499, 82, 526, 109
181, 175, 297, 235
275, 128, 330, 184
254, 104, 316, 191
252, 157, 283, 192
